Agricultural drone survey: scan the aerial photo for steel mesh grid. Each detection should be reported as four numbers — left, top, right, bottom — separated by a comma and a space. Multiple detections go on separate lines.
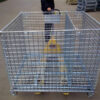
0, 11, 100, 94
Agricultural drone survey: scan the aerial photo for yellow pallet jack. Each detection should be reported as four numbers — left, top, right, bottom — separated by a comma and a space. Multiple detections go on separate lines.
34, 36, 69, 95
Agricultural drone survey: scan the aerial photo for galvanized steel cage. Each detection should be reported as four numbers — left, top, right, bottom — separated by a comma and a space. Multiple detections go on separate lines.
0, 11, 100, 96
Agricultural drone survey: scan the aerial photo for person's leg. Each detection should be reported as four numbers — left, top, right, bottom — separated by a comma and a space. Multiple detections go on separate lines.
45, 23, 53, 42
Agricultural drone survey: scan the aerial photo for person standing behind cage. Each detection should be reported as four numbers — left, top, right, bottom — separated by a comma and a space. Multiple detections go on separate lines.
41, 0, 55, 42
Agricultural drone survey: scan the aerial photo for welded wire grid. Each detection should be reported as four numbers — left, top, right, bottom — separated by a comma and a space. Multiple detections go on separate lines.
0, 11, 100, 94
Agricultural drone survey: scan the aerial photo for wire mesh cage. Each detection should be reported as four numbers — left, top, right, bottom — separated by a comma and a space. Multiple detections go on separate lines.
77, 0, 97, 11
0, 11, 100, 97
97, 0, 100, 10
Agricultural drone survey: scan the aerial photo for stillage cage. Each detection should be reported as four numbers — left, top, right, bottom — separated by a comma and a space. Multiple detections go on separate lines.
77, 0, 97, 11
0, 11, 100, 97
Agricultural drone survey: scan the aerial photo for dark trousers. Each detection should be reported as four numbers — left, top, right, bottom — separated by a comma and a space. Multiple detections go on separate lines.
45, 23, 53, 42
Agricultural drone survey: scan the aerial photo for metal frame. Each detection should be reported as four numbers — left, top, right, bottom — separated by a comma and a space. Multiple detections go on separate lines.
0, 11, 100, 97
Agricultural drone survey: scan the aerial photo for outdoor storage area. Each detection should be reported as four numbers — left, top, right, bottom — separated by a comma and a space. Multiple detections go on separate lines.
0, 0, 100, 100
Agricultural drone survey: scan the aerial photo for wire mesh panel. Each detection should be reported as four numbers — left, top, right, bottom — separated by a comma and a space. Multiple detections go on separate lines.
0, 11, 100, 96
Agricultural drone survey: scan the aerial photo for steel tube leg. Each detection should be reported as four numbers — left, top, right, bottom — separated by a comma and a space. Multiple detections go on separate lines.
88, 92, 95, 97
10, 90, 17, 96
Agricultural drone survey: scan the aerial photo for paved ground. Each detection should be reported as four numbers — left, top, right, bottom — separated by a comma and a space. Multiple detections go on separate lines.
0, 0, 100, 100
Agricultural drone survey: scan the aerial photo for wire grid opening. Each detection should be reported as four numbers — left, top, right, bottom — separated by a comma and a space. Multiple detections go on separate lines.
0, 11, 100, 93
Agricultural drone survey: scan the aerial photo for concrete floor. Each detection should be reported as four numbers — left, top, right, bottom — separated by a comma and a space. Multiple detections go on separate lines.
0, 0, 100, 100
